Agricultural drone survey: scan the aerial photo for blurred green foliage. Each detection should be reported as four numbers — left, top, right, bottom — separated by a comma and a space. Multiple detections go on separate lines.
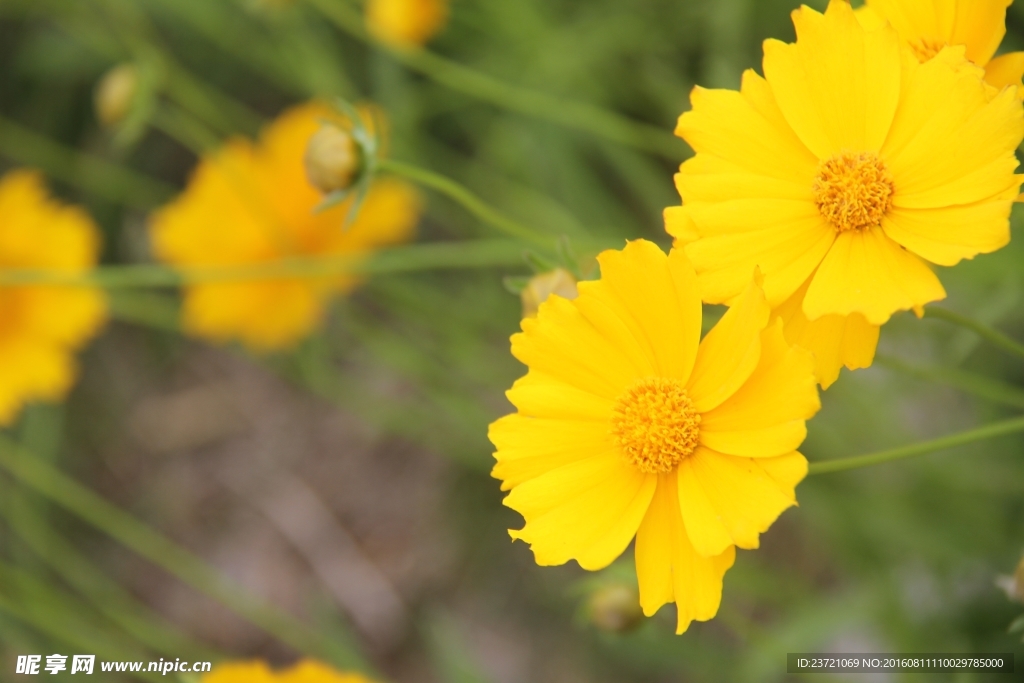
1, 0, 1023, 681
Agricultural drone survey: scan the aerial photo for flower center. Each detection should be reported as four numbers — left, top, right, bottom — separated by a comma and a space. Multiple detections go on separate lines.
611, 377, 700, 475
812, 151, 894, 233
909, 37, 947, 62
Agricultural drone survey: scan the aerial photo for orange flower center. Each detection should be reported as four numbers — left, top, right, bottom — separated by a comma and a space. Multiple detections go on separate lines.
909, 37, 947, 62
611, 377, 700, 475
812, 151, 894, 233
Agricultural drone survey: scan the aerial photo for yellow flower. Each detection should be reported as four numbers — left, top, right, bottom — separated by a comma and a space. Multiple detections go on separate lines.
0, 170, 107, 425
859, 0, 1024, 91
490, 240, 820, 633
150, 102, 421, 352
666, 0, 1024, 387
203, 660, 377, 683
366, 0, 449, 47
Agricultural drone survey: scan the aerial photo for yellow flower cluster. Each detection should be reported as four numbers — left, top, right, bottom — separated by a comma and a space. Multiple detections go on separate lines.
0, 171, 107, 426
202, 659, 377, 683
491, 0, 1024, 634
150, 102, 421, 352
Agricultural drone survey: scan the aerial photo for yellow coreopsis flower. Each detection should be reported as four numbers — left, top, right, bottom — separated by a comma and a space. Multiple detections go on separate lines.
366, 0, 449, 47
666, 0, 1024, 387
0, 170, 107, 425
150, 102, 421, 352
859, 0, 1024, 91
490, 240, 820, 633
203, 660, 377, 683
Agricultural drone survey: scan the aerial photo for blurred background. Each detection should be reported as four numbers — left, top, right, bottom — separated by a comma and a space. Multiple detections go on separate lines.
1, 0, 1023, 681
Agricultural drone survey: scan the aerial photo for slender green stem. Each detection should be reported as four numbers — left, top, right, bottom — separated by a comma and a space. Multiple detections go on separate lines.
927, 307, 1024, 361
0, 489, 218, 660
807, 415, 1024, 475
151, 104, 221, 154
876, 354, 1024, 411
0, 436, 363, 669
304, 0, 683, 160
378, 159, 555, 248
0, 239, 525, 289
0, 115, 175, 208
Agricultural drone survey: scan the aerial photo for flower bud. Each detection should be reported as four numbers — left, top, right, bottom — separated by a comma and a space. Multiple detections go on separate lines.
521, 268, 578, 319
366, 0, 449, 47
304, 124, 360, 194
588, 583, 644, 633
94, 64, 139, 127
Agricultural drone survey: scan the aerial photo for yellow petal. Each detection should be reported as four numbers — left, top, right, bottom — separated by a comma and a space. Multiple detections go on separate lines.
985, 52, 1024, 91
763, 1, 902, 157
884, 56, 1022, 211
0, 338, 75, 425
700, 319, 820, 457
505, 370, 614, 421
803, 226, 946, 324
489, 414, 614, 491
686, 278, 770, 412
505, 451, 656, 570
773, 281, 880, 389
677, 447, 807, 556
676, 77, 818, 185
867, 0, 1011, 66
683, 199, 834, 307
883, 199, 1013, 267
584, 241, 702, 383
634, 473, 735, 634
511, 295, 638, 400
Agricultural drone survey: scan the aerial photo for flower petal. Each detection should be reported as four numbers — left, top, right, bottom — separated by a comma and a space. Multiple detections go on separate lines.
505, 370, 614, 421
763, 1, 902, 158
985, 51, 1024, 90
635, 473, 735, 634
773, 281, 880, 389
884, 50, 1022, 209
511, 295, 639, 400
883, 198, 1014, 267
682, 199, 834, 307
700, 319, 820, 457
584, 240, 702, 383
489, 414, 614, 491
803, 226, 946, 324
686, 278, 770, 412
677, 447, 807, 556
505, 451, 656, 570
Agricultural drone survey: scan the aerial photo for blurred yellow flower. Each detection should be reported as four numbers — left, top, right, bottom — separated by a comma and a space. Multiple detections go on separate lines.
490, 240, 820, 634
859, 0, 1024, 90
520, 267, 578, 318
203, 660, 377, 683
666, 0, 1023, 387
0, 170, 107, 426
366, 0, 449, 47
150, 102, 421, 352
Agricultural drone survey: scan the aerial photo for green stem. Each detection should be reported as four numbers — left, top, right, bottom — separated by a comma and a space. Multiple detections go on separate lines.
151, 104, 221, 154
876, 354, 1024, 411
378, 159, 554, 249
0, 239, 525, 288
927, 307, 1024, 361
807, 415, 1024, 475
304, 0, 683, 160
0, 116, 175, 208
0, 487, 218, 660
0, 436, 363, 669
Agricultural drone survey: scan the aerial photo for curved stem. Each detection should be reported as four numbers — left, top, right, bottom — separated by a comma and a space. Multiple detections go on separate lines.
304, 0, 682, 160
0, 116, 175, 209
807, 415, 1024, 475
0, 239, 526, 289
927, 307, 1024, 361
378, 159, 556, 249
876, 354, 1024, 411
